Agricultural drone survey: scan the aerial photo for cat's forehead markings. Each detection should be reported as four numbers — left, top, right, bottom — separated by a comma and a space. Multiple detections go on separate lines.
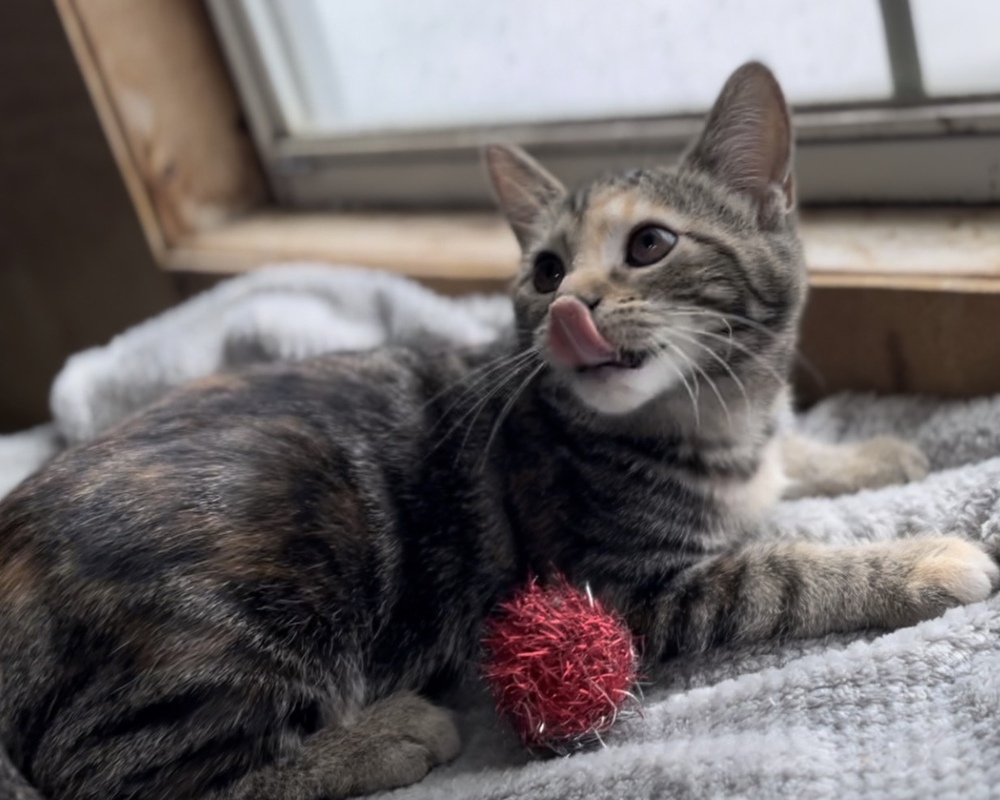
585, 186, 638, 224
573, 185, 671, 266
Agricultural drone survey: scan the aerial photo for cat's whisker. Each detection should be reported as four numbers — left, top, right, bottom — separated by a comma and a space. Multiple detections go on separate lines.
424, 347, 537, 414
651, 340, 702, 429
425, 358, 533, 458
670, 306, 793, 353
451, 352, 542, 460
455, 364, 534, 461
685, 327, 788, 387
670, 305, 775, 338
670, 321, 788, 388
666, 328, 752, 416
671, 306, 822, 384
446, 358, 535, 445
425, 348, 539, 441
653, 337, 730, 427
478, 361, 546, 471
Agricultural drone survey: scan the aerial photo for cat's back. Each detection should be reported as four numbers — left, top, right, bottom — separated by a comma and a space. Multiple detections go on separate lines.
1, 340, 477, 535
0, 348, 416, 675
0, 346, 435, 568
0, 343, 510, 797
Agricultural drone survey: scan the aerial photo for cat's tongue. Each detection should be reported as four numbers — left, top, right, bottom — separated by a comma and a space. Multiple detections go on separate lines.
547, 296, 617, 368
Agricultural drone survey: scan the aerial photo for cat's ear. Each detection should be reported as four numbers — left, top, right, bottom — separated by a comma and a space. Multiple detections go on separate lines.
681, 62, 794, 224
484, 144, 566, 249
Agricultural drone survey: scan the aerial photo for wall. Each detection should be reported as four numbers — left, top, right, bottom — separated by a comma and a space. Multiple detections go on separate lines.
798, 288, 1000, 405
0, 0, 181, 432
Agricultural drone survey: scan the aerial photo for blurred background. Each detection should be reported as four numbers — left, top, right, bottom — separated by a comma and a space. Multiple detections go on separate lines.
0, 1, 180, 433
2, 0, 999, 432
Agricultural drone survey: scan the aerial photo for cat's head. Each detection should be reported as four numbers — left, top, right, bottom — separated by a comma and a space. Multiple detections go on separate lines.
485, 62, 806, 420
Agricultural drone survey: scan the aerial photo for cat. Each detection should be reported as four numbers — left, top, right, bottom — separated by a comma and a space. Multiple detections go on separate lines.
0, 61, 996, 800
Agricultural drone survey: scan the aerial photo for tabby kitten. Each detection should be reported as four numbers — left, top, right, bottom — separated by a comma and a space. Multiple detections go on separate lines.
0, 62, 996, 800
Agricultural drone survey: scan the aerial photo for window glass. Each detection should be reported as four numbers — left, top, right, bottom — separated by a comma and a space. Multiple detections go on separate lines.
257, 0, 894, 136
910, 0, 1000, 96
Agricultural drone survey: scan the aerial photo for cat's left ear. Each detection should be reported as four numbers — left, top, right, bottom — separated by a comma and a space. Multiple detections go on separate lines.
484, 144, 566, 250
681, 62, 795, 226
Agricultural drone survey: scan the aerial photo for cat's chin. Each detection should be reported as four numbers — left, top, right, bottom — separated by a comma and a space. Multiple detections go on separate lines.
564, 351, 685, 416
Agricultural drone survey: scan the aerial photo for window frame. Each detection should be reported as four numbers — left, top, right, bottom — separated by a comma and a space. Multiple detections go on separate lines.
207, 0, 1000, 208
54, 0, 1000, 295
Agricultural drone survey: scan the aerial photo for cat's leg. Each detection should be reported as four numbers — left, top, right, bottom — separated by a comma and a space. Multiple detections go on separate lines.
623, 536, 998, 661
779, 433, 929, 499
216, 692, 460, 800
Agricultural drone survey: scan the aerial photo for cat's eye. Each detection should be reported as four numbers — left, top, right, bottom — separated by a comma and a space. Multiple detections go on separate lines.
626, 225, 677, 267
532, 252, 565, 293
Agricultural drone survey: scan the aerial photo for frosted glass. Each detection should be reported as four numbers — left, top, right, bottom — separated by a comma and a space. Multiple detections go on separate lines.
266, 0, 893, 136
910, 0, 1000, 97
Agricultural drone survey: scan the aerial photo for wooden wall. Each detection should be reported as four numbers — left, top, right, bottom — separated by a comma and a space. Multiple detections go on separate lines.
0, 0, 181, 432
797, 288, 1000, 405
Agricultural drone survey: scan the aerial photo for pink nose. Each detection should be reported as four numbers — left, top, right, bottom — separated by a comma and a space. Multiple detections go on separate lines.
546, 296, 616, 368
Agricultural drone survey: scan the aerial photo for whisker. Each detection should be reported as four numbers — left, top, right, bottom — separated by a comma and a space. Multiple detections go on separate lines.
425, 348, 538, 436
654, 337, 730, 427
687, 327, 788, 387
478, 361, 546, 470
454, 353, 541, 460
669, 322, 785, 387
653, 340, 701, 429
423, 347, 537, 411
666, 328, 752, 414
671, 305, 823, 384
425, 350, 540, 458
670, 305, 777, 338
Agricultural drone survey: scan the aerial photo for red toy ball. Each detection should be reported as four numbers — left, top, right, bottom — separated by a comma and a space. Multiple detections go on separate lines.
481, 574, 640, 754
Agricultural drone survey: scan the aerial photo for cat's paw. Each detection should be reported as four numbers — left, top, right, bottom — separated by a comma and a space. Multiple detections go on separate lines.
372, 691, 462, 767
853, 435, 930, 491
904, 536, 999, 613
340, 692, 461, 795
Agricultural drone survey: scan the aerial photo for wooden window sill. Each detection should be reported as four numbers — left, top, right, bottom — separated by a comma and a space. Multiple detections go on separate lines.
167, 207, 1000, 295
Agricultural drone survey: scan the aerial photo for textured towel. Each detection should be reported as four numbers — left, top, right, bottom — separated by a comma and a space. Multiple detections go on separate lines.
49, 264, 513, 444
3, 264, 1000, 798
395, 393, 1000, 800
0, 424, 61, 500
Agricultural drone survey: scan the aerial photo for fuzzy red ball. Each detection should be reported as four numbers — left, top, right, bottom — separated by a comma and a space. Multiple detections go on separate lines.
481, 575, 639, 753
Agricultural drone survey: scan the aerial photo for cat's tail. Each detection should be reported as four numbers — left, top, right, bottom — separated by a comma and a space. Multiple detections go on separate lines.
0, 743, 45, 800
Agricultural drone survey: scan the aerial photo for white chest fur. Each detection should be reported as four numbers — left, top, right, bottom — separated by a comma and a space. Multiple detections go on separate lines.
710, 437, 789, 524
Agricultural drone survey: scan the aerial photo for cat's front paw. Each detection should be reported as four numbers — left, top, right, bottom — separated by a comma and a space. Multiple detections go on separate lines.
853, 435, 930, 491
902, 537, 999, 620
345, 692, 461, 795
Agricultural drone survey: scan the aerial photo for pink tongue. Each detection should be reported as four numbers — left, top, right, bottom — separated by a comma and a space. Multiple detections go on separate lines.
547, 296, 616, 368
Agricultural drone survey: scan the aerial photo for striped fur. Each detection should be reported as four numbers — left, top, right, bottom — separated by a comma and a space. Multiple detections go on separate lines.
0, 62, 994, 800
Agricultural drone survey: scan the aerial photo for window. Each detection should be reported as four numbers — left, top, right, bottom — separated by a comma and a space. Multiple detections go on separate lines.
54, 0, 1000, 294
48, 0, 1000, 403
209, 0, 1000, 207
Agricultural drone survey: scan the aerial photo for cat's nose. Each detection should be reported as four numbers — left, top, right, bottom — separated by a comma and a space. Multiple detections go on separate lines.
558, 268, 605, 310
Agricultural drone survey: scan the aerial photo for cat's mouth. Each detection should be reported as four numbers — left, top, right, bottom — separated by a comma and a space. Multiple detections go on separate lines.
546, 296, 650, 374
547, 295, 651, 374
575, 350, 649, 374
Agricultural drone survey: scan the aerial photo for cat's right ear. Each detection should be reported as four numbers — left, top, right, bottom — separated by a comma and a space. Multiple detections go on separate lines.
484, 144, 566, 250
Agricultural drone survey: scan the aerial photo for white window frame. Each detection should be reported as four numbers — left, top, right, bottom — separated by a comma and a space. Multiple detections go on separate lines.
207, 0, 1000, 208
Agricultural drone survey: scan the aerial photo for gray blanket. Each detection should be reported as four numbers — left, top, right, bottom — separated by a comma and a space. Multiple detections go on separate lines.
5, 264, 1000, 799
